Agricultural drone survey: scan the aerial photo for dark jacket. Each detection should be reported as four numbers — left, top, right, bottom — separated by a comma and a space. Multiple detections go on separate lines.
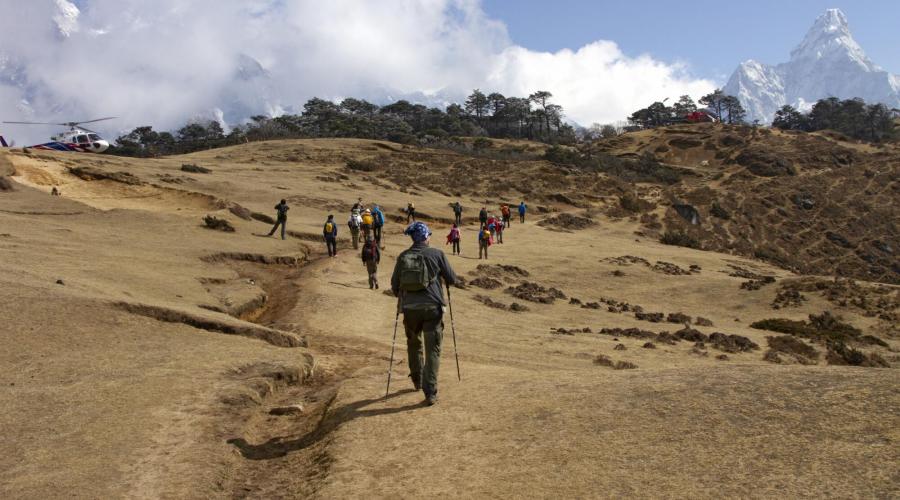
362, 240, 380, 264
323, 220, 338, 238
275, 202, 289, 220
391, 243, 457, 311
479, 209, 488, 222
453, 203, 463, 215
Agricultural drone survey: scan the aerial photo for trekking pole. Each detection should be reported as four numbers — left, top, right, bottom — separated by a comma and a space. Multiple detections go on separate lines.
385, 294, 401, 398
446, 284, 461, 381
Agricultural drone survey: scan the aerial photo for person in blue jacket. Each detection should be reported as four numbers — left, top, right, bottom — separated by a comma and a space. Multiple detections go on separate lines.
518, 201, 527, 223
372, 204, 386, 248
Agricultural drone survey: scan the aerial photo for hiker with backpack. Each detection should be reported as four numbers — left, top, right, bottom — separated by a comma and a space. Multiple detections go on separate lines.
486, 214, 498, 240
453, 201, 463, 226
478, 225, 492, 259
501, 204, 511, 228
372, 204, 385, 248
406, 202, 416, 223
446, 224, 461, 255
478, 206, 488, 228
361, 208, 375, 242
390, 221, 458, 406
267, 199, 290, 240
348, 209, 362, 249
323, 215, 338, 257
518, 201, 527, 223
495, 217, 505, 244
361, 236, 381, 289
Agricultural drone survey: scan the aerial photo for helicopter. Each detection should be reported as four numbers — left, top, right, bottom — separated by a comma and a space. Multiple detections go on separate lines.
2, 117, 116, 153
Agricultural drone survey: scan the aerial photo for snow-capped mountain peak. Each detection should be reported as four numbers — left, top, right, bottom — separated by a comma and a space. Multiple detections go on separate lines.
724, 9, 900, 124
790, 8, 870, 70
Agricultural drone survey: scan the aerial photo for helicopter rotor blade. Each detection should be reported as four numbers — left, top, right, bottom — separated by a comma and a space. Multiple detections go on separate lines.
73, 117, 117, 125
2, 121, 63, 126
79, 126, 101, 134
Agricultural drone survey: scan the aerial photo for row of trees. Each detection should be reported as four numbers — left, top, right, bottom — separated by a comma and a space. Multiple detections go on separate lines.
627, 90, 747, 129
112, 90, 576, 157
772, 97, 896, 142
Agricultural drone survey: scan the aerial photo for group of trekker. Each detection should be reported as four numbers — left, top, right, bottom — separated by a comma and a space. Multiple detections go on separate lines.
267, 195, 528, 406
447, 200, 526, 260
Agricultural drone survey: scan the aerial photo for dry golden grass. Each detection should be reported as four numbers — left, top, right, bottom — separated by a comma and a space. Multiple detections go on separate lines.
1, 138, 897, 498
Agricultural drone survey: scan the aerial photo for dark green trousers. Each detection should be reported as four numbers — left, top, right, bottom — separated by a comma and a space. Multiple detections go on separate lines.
403, 306, 443, 396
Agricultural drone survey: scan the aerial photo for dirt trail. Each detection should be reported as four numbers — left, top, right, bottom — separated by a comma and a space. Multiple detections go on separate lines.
224, 220, 900, 498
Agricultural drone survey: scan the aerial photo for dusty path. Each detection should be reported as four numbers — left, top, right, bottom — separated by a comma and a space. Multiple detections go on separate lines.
226, 221, 900, 498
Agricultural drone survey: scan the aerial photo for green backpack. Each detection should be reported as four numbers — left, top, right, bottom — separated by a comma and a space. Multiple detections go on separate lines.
397, 251, 434, 292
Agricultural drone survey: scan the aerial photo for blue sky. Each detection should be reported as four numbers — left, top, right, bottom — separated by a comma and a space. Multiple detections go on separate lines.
482, 0, 900, 81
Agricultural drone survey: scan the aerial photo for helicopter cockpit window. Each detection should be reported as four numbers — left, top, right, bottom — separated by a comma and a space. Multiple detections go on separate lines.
76, 135, 89, 144
88, 134, 101, 141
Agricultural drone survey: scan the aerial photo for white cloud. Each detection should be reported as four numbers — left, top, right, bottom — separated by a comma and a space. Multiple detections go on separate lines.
0, 0, 715, 144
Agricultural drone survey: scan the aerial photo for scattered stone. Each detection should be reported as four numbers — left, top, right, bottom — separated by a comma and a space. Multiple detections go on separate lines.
716, 354, 730, 361
509, 303, 529, 313
771, 288, 807, 309
674, 327, 708, 342
602, 255, 650, 267
695, 317, 714, 327
505, 281, 566, 304
599, 327, 657, 340
656, 332, 678, 345
612, 270, 626, 277
474, 294, 507, 310
667, 312, 692, 324
708, 332, 759, 353
569, 298, 583, 305
473, 264, 531, 280
635, 311, 664, 323
652, 261, 692, 276
203, 215, 235, 232
614, 343, 627, 351
642, 342, 656, 349
741, 276, 777, 290
470, 277, 503, 290
55, 279, 65, 285
593, 354, 637, 370
582, 302, 601, 309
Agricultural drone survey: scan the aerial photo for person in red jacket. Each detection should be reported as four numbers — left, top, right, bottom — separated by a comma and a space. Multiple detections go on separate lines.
446, 224, 461, 255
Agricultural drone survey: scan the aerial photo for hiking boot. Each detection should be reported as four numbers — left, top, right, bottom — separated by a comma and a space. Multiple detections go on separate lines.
375, 283, 379, 289
410, 374, 421, 391
424, 393, 438, 406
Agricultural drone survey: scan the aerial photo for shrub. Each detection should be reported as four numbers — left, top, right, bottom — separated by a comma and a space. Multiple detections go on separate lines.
181, 163, 211, 174
660, 230, 700, 249
472, 137, 493, 150
710, 202, 730, 219
346, 159, 376, 172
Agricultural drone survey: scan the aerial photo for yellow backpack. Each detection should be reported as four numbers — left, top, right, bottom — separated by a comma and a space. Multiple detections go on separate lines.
325, 222, 334, 233
362, 214, 374, 225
